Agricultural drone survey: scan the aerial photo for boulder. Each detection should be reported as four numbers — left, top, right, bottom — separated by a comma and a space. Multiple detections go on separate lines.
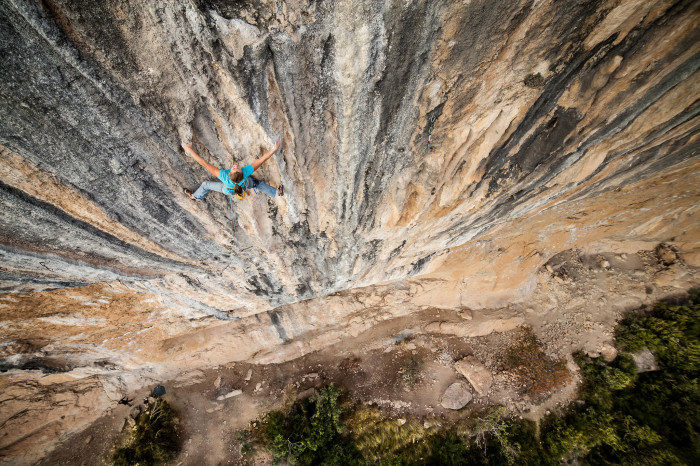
632, 348, 659, 373
297, 387, 316, 400
600, 343, 618, 362
440, 382, 472, 410
454, 356, 493, 396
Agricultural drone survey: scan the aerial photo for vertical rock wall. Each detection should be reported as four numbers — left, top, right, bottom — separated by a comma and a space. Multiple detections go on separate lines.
1, 0, 699, 311
1, 0, 699, 461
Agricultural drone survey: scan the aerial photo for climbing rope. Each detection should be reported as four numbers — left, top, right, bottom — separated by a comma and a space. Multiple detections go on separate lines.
427, 115, 436, 149
227, 194, 236, 238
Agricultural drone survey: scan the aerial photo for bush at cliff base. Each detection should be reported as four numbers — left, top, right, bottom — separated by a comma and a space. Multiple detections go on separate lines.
113, 398, 180, 465
541, 289, 699, 465
260, 384, 360, 464
247, 290, 699, 465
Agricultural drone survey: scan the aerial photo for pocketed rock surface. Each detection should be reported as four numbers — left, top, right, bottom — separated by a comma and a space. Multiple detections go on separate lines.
1, 0, 699, 463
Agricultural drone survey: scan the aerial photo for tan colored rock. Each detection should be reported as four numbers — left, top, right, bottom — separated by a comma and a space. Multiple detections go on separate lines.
297, 387, 316, 400
458, 309, 473, 320
654, 264, 687, 287
454, 357, 493, 396
680, 249, 700, 267
600, 343, 618, 362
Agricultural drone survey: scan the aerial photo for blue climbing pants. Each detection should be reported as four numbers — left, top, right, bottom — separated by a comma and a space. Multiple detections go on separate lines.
192, 177, 277, 200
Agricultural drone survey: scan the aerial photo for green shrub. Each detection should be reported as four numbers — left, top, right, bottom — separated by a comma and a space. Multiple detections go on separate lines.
616, 290, 700, 372
542, 290, 700, 464
113, 398, 180, 465
261, 384, 359, 465
523, 72, 545, 88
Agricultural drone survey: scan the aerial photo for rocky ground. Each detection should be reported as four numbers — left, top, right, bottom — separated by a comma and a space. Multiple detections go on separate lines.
38, 244, 697, 465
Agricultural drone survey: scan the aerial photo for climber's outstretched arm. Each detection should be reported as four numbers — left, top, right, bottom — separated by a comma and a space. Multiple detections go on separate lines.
251, 138, 282, 171
182, 141, 220, 177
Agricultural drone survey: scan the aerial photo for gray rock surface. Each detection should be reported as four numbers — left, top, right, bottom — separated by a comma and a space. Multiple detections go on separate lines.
632, 348, 660, 373
440, 381, 473, 410
0, 0, 697, 313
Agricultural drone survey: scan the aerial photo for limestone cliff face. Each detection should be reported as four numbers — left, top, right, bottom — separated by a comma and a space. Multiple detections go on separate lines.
2, 0, 697, 306
1, 0, 700, 461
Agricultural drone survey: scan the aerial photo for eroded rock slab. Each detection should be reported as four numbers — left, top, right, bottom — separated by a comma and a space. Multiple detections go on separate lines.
454, 356, 493, 396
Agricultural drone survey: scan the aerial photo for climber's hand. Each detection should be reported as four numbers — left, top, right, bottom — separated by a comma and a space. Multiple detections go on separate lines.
181, 141, 192, 151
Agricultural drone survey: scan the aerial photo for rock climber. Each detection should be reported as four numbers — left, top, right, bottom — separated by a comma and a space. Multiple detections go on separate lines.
182, 139, 283, 201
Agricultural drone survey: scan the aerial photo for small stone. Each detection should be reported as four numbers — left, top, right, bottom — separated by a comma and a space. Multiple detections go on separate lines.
545, 264, 553, 273
297, 387, 316, 400
245, 369, 253, 381
216, 389, 242, 401
147, 396, 156, 405
458, 309, 473, 320
214, 376, 222, 388
85, 436, 92, 444
440, 382, 472, 410
397, 418, 406, 426
129, 406, 141, 419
